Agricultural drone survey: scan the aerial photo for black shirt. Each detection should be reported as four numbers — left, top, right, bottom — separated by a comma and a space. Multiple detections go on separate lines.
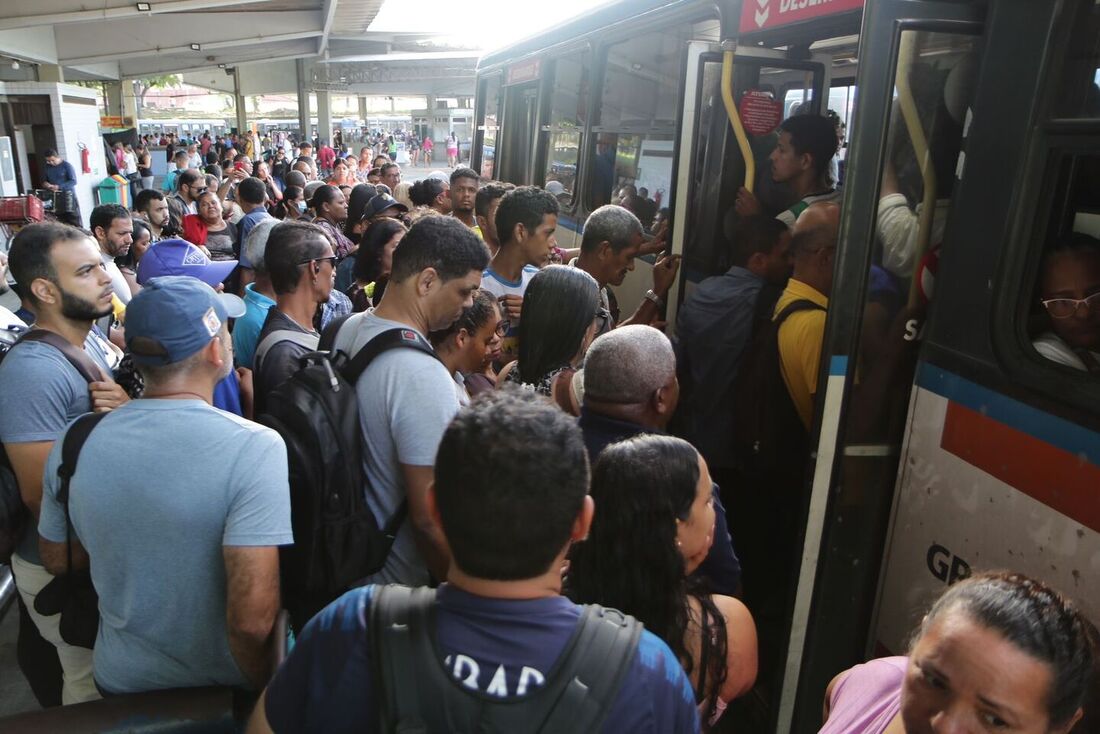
254, 308, 318, 415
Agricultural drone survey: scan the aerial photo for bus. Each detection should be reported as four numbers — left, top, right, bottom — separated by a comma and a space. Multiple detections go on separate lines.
473, 0, 1100, 731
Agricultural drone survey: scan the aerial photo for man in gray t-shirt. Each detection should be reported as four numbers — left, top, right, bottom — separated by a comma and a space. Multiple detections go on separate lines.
333, 217, 489, 586
0, 222, 129, 705
38, 276, 293, 693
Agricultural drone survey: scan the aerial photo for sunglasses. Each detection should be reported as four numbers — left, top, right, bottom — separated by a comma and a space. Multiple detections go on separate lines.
299, 256, 337, 267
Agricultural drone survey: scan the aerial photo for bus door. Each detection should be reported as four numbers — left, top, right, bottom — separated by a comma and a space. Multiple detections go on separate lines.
780, 1, 983, 731
669, 44, 831, 328
498, 62, 543, 186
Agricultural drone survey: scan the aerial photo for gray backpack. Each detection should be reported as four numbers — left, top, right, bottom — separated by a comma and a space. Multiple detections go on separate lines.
370, 585, 642, 733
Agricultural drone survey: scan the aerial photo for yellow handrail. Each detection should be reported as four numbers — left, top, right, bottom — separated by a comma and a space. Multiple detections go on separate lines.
895, 32, 937, 306
721, 46, 756, 192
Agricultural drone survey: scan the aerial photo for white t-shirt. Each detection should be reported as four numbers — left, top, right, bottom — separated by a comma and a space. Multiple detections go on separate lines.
1033, 331, 1100, 371
480, 264, 539, 363
101, 252, 132, 305
776, 188, 844, 229
333, 311, 459, 587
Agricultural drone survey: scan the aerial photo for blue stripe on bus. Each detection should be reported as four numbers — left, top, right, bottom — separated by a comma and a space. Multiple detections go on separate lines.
829, 356, 849, 376
559, 215, 583, 234
915, 362, 1100, 464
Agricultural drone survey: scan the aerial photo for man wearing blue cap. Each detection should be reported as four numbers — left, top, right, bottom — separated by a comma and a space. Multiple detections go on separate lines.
38, 276, 293, 695
137, 238, 252, 417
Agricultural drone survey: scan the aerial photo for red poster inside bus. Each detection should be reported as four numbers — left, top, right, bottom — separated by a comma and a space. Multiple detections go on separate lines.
740, 0, 865, 33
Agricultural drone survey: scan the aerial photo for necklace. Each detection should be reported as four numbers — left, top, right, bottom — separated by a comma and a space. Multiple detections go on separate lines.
143, 390, 208, 402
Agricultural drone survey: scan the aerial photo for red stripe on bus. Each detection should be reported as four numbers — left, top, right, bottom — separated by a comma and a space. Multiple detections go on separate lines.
941, 401, 1100, 533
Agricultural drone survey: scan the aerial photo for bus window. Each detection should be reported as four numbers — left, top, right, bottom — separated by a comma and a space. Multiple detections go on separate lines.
1053, 0, 1100, 118
587, 23, 694, 219
479, 75, 502, 179
1028, 153, 1100, 373
541, 51, 590, 208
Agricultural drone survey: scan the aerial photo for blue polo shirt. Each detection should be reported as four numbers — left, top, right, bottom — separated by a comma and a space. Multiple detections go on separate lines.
233, 283, 276, 369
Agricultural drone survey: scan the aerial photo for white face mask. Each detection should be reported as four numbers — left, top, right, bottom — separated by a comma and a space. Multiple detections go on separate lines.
297, 201, 307, 213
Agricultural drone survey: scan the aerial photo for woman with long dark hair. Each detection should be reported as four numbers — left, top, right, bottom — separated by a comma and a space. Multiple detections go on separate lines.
346, 217, 406, 311
567, 435, 758, 729
273, 185, 305, 221
343, 183, 379, 244
497, 264, 599, 415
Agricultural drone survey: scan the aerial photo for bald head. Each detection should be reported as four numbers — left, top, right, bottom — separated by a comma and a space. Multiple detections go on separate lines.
583, 325, 676, 404
791, 201, 840, 258
790, 201, 840, 296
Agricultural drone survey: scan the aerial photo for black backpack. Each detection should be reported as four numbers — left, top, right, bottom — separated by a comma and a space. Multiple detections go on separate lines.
0, 329, 101, 563
729, 299, 824, 479
370, 585, 642, 733
257, 316, 444, 631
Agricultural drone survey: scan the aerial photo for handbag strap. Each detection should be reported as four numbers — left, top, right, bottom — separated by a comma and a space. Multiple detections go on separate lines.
19, 329, 105, 383
57, 412, 109, 574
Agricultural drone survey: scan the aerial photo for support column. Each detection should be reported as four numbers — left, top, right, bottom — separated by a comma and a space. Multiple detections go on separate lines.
104, 82, 124, 116
317, 90, 332, 149
357, 96, 367, 122
233, 69, 247, 134
37, 64, 64, 83
296, 59, 311, 141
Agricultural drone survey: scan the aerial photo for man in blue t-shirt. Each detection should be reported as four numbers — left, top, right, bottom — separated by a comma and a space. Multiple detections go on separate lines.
247, 390, 700, 733
38, 276, 293, 694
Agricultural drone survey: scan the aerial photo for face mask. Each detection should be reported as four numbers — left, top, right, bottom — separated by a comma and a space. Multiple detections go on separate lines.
297, 201, 307, 213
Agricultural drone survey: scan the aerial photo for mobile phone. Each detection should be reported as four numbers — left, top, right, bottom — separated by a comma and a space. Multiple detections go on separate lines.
234, 161, 245, 171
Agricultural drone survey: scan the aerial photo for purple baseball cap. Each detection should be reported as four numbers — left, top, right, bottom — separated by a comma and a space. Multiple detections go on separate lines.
137, 238, 239, 288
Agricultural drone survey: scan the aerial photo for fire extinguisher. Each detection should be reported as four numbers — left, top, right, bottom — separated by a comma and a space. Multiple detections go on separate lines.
79, 143, 91, 174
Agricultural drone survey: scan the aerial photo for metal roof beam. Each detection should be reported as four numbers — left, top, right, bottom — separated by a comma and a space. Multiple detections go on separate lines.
0, 0, 265, 31
62, 30, 323, 66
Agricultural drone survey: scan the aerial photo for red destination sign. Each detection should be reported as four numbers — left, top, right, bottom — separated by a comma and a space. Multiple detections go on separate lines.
740, 0, 864, 33
506, 58, 541, 85
739, 90, 783, 136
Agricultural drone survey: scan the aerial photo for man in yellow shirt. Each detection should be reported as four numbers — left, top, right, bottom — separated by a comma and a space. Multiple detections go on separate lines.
774, 202, 840, 428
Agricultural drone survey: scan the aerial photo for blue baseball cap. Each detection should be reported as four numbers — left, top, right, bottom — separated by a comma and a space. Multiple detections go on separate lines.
125, 276, 246, 365
137, 238, 239, 288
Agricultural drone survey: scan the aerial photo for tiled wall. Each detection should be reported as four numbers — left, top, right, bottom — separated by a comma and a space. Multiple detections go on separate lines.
0, 82, 108, 227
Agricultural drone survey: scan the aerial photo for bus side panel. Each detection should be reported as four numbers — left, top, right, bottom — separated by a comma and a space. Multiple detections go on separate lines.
874, 365, 1100, 654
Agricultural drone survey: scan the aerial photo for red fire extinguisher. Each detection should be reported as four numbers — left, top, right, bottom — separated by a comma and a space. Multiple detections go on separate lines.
79, 143, 91, 174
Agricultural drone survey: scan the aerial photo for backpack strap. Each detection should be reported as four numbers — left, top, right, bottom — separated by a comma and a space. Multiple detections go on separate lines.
533, 604, 642, 733
318, 313, 354, 352
370, 585, 642, 734
18, 329, 104, 383
342, 327, 443, 385
253, 329, 320, 372
774, 298, 825, 325
56, 412, 109, 574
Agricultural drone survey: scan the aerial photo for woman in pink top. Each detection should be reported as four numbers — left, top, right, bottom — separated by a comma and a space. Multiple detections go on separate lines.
819, 572, 1095, 734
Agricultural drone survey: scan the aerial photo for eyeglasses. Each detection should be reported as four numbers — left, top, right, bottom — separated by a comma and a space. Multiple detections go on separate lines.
1041, 292, 1100, 319
191, 187, 207, 195
494, 321, 509, 338
299, 256, 337, 267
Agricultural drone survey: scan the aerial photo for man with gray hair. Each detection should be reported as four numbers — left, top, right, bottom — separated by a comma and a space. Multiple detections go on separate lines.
573, 205, 679, 335
579, 325, 741, 595
232, 218, 280, 368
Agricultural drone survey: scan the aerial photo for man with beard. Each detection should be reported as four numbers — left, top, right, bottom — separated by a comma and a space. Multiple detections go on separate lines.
0, 222, 130, 705
252, 221, 335, 415
572, 205, 680, 336
36, 276, 292, 695
133, 189, 172, 242
449, 167, 480, 234
90, 204, 134, 304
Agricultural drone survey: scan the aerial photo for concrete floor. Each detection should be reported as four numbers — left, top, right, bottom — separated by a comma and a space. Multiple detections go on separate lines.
0, 592, 41, 717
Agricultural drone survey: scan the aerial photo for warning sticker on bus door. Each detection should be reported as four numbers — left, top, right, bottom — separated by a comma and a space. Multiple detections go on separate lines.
739, 90, 783, 136
740, 0, 865, 33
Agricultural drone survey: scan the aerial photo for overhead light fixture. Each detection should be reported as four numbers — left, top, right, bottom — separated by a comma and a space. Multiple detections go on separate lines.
218, 63, 226, 68
190, 43, 201, 51
136, 2, 151, 11
11, 60, 20, 70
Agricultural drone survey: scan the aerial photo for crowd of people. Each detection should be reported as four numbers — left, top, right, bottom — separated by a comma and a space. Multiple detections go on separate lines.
0, 113, 1097, 734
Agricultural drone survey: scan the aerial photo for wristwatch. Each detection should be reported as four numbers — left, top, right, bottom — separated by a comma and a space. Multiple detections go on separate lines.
644, 289, 665, 308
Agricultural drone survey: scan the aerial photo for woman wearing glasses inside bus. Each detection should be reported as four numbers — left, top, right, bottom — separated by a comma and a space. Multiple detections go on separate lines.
1033, 232, 1100, 373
